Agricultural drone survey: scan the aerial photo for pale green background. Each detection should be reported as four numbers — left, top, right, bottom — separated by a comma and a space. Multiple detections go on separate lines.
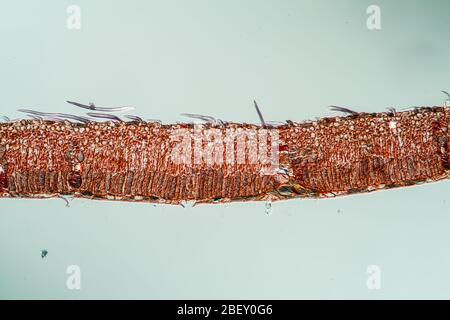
0, 0, 449, 299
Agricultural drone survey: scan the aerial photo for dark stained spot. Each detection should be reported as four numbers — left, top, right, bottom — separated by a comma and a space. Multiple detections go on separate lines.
279, 145, 289, 152
277, 185, 294, 196
41, 249, 48, 259
68, 171, 82, 189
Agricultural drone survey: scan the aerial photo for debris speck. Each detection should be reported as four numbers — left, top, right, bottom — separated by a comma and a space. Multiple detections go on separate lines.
41, 250, 48, 259
265, 200, 272, 216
